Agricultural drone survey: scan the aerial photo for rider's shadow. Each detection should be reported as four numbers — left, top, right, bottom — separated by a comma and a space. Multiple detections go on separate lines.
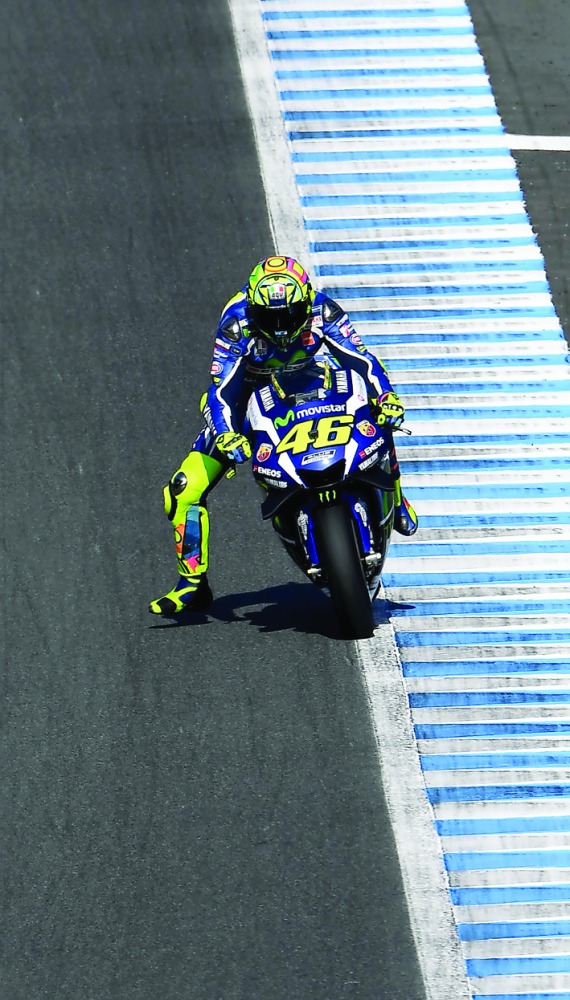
150, 582, 341, 637
149, 585, 412, 637
221, 583, 339, 636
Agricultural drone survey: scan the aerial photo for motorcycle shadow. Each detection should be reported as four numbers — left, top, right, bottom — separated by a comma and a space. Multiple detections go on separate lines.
149, 586, 414, 638
150, 582, 347, 638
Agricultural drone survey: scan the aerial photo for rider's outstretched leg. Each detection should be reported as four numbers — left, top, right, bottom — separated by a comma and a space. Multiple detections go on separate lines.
388, 435, 418, 536
149, 450, 225, 616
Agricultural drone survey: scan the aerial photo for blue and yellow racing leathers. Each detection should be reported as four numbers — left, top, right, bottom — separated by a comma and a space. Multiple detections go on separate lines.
149, 287, 416, 615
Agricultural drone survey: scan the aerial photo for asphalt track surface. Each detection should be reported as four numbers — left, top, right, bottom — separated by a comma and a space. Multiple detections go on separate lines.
3, 2, 569, 998
3, 3, 423, 998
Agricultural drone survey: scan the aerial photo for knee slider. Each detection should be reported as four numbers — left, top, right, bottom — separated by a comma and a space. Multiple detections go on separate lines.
171, 472, 187, 496
164, 474, 190, 521
164, 465, 206, 521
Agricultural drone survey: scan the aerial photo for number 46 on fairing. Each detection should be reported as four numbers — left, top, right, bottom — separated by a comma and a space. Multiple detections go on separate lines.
276, 415, 355, 456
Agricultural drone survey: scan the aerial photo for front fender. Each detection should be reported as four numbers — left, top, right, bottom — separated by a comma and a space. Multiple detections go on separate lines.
260, 485, 304, 521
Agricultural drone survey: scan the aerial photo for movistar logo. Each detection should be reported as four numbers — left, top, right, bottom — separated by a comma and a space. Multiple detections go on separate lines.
274, 410, 295, 428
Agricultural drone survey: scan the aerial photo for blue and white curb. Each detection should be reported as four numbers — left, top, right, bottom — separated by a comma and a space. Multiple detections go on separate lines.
254, 1, 570, 998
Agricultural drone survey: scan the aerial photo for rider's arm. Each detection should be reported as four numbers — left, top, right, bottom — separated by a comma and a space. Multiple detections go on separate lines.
204, 303, 250, 436
319, 295, 395, 398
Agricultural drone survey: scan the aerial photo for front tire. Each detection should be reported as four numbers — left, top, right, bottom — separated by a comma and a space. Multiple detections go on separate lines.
313, 503, 374, 639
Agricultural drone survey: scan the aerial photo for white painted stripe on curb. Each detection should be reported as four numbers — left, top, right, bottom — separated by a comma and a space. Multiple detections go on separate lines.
268, 35, 479, 51
288, 115, 502, 131
268, 16, 474, 31
457, 902, 570, 922
294, 133, 510, 152
262, 0, 467, 9
278, 54, 487, 71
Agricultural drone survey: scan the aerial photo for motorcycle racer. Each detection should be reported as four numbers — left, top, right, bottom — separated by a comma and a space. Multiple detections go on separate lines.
149, 255, 418, 616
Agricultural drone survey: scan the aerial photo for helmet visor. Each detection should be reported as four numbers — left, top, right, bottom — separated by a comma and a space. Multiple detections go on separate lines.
249, 299, 310, 342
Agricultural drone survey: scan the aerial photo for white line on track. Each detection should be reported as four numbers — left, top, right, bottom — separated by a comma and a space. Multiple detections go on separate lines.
507, 134, 570, 151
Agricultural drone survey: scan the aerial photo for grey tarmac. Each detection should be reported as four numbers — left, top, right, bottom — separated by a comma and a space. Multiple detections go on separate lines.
2, 2, 423, 998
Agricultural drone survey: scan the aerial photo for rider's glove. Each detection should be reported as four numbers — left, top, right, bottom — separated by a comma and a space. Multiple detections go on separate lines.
214, 431, 252, 464
374, 391, 405, 429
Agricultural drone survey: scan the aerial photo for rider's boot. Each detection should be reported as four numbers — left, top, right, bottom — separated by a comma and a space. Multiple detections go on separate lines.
149, 451, 224, 616
388, 437, 418, 536
149, 573, 213, 616
393, 479, 419, 536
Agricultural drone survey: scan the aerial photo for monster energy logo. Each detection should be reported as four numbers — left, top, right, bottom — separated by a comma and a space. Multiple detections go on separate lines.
274, 410, 295, 428
319, 489, 337, 503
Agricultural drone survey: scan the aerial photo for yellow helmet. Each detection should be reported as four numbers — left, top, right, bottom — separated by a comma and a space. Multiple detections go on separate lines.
246, 256, 312, 347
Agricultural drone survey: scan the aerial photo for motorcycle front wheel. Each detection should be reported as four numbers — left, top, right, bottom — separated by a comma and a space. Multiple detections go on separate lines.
313, 503, 375, 640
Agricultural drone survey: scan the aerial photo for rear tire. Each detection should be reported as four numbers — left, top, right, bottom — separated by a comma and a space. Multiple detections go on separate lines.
313, 503, 374, 639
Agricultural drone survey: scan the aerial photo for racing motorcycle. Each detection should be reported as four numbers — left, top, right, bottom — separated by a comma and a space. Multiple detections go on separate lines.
244, 358, 395, 639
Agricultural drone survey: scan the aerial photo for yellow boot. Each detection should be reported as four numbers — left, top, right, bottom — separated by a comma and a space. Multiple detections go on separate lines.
393, 478, 418, 536
149, 451, 223, 616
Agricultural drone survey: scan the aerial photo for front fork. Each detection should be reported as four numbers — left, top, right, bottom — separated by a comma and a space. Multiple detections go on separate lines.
298, 489, 393, 583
